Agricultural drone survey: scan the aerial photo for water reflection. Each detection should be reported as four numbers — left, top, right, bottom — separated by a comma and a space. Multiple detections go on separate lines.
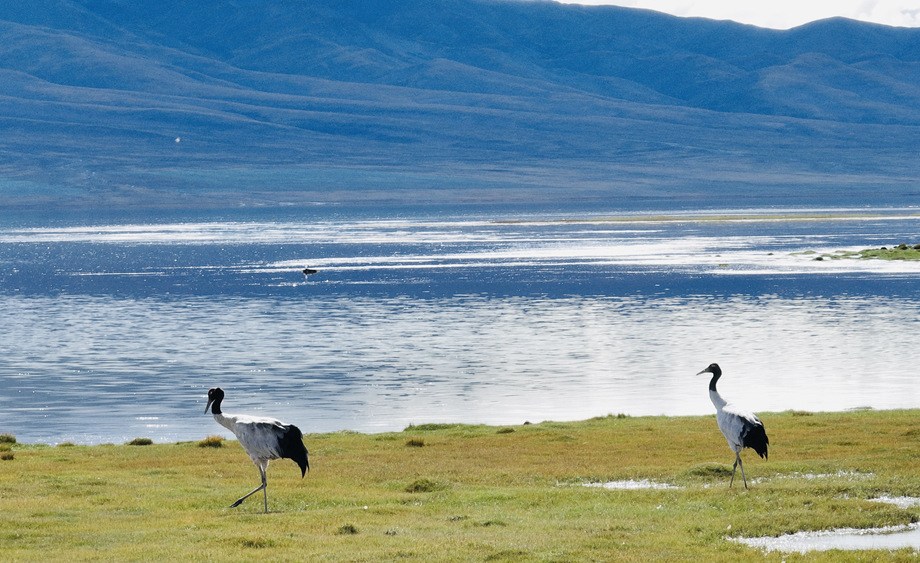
1, 292, 918, 444
2, 213, 919, 444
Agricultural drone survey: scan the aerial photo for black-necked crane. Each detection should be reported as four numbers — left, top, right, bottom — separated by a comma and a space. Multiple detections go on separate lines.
696, 363, 769, 489
204, 387, 309, 512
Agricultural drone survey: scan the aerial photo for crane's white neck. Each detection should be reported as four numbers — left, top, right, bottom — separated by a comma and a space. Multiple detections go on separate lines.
709, 388, 727, 410
212, 412, 235, 432
706, 371, 727, 409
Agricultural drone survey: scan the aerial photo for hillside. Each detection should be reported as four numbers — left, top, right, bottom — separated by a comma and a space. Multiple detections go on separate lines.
1, 0, 919, 213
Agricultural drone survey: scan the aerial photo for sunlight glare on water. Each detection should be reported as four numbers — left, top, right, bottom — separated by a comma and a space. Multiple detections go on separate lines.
1, 292, 918, 444
1, 210, 919, 444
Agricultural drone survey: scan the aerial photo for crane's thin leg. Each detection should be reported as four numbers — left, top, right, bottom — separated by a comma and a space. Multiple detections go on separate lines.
729, 453, 739, 488
261, 463, 269, 513
231, 463, 267, 509
230, 482, 264, 508
738, 455, 749, 489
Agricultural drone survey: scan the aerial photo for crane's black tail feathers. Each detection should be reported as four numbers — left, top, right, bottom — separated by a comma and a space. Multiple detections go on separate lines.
279, 424, 310, 477
741, 422, 769, 460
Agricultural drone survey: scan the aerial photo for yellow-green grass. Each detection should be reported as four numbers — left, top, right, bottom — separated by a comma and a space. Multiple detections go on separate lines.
856, 245, 920, 261
1, 410, 918, 561
802, 244, 920, 261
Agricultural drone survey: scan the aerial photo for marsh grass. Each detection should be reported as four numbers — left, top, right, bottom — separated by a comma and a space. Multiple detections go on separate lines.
1, 410, 918, 561
804, 244, 920, 262
197, 435, 224, 448
336, 524, 359, 535
0, 433, 16, 443
857, 245, 920, 260
126, 437, 153, 446
405, 478, 448, 493
404, 423, 468, 431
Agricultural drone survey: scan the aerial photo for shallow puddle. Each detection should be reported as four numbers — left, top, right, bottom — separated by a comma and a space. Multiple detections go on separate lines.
749, 470, 874, 485
873, 496, 920, 509
582, 480, 678, 490
734, 523, 920, 553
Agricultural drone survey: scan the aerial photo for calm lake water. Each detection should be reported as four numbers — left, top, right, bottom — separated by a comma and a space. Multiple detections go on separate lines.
1, 208, 919, 444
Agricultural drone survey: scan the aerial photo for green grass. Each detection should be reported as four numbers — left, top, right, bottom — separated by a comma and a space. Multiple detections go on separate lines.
856, 244, 920, 260
1, 410, 919, 561
803, 243, 920, 261
197, 435, 225, 448
126, 437, 154, 446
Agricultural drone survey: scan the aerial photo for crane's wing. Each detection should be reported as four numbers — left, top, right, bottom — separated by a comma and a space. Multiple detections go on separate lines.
231, 419, 288, 460
226, 414, 309, 476
277, 423, 309, 476
723, 405, 769, 459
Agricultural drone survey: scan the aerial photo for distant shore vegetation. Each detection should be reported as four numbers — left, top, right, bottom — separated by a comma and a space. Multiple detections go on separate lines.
799, 243, 920, 262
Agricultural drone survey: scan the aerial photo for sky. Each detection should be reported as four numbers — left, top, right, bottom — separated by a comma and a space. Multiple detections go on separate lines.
558, 1, 920, 29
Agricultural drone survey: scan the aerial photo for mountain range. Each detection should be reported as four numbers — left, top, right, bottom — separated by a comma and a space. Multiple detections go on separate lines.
1, 0, 919, 213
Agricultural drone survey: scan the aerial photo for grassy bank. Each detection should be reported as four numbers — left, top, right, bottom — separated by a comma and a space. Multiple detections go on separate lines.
804, 243, 920, 262
1, 410, 918, 561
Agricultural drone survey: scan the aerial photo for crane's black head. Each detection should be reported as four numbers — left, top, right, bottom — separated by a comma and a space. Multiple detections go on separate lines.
697, 363, 722, 391
696, 363, 721, 377
205, 387, 224, 414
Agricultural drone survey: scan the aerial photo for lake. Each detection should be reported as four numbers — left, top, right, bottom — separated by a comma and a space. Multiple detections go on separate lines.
1, 208, 918, 444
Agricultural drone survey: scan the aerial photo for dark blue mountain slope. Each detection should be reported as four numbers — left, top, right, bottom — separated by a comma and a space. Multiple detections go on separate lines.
0, 0, 918, 211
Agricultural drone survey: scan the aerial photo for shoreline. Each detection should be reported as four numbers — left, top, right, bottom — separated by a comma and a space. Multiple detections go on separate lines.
2, 406, 917, 448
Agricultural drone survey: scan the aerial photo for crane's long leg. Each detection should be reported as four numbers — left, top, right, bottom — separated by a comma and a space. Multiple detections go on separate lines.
729, 453, 739, 488
738, 454, 749, 489
231, 462, 267, 509
261, 462, 269, 513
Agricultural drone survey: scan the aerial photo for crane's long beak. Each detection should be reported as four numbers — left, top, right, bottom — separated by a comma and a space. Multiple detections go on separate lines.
696, 368, 711, 375
204, 397, 214, 414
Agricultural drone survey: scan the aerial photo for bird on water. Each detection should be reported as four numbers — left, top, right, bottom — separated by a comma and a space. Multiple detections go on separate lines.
204, 387, 309, 512
696, 363, 769, 489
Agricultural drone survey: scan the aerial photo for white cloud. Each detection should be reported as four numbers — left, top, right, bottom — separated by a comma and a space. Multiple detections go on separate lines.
557, 0, 920, 29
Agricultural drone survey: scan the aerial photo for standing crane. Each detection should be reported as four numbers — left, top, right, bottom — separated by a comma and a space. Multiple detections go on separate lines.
204, 387, 309, 512
696, 363, 769, 489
